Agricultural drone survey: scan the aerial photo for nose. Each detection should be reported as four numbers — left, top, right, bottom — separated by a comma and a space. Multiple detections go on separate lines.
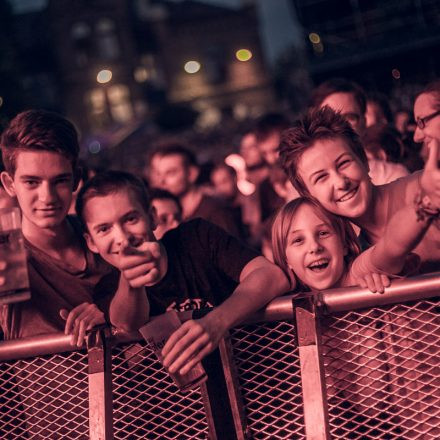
333, 172, 350, 190
113, 224, 130, 246
38, 182, 57, 203
309, 236, 323, 254
413, 125, 424, 144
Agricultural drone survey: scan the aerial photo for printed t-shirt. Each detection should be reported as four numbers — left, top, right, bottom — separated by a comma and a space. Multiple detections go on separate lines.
146, 218, 259, 315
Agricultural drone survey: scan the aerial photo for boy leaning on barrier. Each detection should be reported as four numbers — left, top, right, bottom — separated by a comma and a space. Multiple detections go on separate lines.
0, 109, 121, 344
75, 170, 290, 376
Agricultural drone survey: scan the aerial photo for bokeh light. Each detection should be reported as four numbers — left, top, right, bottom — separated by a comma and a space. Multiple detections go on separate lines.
392, 68, 401, 79
184, 61, 201, 74
97, 69, 112, 84
88, 140, 101, 154
0, 97, 3, 108
236, 49, 252, 62
309, 32, 321, 44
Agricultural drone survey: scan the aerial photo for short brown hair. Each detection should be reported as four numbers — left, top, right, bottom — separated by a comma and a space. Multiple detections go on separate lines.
418, 79, 440, 110
279, 106, 368, 195
0, 109, 79, 175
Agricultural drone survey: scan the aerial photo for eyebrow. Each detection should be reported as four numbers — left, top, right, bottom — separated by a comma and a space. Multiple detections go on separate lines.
19, 173, 73, 180
289, 222, 328, 235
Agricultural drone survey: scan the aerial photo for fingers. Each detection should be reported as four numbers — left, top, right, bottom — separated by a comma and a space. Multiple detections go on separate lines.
425, 138, 440, 171
60, 303, 106, 347
162, 320, 214, 375
360, 273, 389, 294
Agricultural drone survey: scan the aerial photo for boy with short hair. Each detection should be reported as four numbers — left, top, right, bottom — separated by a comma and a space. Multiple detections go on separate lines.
76, 170, 289, 375
279, 106, 440, 273
0, 109, 119, 343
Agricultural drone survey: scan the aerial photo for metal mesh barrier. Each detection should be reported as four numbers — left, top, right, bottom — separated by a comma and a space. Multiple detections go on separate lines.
111, 339, 209, 439
0, 351, 89, 439
322, 298, 440, 439
229, 320, 306, 439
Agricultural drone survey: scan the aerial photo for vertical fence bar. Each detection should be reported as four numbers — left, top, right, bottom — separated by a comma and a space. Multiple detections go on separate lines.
218, 332, 250, 440
87, 327, 113, 440
294, 296, 330, 440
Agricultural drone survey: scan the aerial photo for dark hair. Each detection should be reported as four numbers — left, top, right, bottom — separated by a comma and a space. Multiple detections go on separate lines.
211, 162, 237, 179
147, 141, 198, 168
76, 170, 150, 230
0, 109, 79, 175
362, 123, 405, 163
311, 78, 367, 115
254, 112, 290, 142
271, 197, 360, 290
366, 92, 393, 124
279, 106, 368, 195
149, 187, 182, 216
418, 79, 440, 110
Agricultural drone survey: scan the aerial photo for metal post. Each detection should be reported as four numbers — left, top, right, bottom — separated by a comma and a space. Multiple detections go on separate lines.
294, 296, 330, 440
87, 327, 113, 440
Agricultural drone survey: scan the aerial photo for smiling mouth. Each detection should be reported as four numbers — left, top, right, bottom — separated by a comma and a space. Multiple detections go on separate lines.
307, 258, 330, 272
337, 186, 358, 203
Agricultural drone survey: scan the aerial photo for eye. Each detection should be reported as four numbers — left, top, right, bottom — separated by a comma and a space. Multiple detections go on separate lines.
318, 229, 331, 237
125, 213, 140, 224
23, 180, 39, 187
314, 173, 327, 184
55, 177, 72, 185
97, 225, 110, 234
338, 159, 351, 169
291, 236, 303, 245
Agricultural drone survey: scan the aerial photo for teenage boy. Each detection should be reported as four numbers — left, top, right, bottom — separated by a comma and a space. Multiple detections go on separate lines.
0, 109, 119, 343
279, 106, 440, 273
75, 170, 289, 376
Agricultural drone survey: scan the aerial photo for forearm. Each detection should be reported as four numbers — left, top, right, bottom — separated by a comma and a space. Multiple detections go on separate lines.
109, 275, 150, 332
208, 262, 290, 333
373, 202, 431, 273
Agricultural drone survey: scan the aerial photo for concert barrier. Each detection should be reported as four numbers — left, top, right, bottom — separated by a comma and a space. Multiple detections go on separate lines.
0, 272, 439, 439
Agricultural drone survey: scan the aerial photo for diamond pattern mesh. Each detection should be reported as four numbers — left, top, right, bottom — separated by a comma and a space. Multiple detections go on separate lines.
111, 340, 208, 439
322, 298, 440, 439
229, 320, 306, 439
0, 351, 89, 439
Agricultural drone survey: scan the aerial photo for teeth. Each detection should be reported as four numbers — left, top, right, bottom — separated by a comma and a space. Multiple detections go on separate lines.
308, 258, 329, 269
338, 188, 357, 202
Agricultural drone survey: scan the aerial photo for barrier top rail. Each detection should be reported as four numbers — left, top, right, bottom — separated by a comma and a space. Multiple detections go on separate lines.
0, 271, 439, 362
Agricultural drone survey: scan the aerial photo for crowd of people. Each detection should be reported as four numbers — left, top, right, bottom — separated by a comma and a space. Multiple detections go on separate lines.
0, 77, 439, 433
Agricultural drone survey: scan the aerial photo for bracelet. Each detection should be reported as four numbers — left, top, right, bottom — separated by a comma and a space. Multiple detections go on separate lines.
414, 189, 440, 222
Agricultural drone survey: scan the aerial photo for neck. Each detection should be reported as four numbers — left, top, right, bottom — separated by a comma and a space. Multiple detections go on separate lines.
180, 186, 203, 219
351, 185, 378, 229
23, 218, 73, 250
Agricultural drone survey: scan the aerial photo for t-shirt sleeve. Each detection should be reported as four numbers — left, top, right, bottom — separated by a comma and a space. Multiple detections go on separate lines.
347, 246, 421, 286
188, 218, 260, 281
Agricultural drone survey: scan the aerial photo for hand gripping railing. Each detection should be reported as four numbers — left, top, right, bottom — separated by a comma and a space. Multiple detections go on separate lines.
0, 271, 439, 439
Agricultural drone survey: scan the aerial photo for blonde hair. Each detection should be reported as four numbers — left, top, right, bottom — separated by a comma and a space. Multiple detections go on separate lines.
271, 197, 361, 291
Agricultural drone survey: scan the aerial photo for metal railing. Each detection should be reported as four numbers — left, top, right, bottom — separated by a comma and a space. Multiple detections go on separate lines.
0, 272, 439, 439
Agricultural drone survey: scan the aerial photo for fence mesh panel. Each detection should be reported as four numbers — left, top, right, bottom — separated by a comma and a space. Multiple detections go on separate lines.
322, 298, 440, 439
0, 351, 89, 439
111, 340, 208, 439
229, 320, 306, 439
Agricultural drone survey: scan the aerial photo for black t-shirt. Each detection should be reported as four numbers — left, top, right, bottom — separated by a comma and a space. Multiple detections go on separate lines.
147, 218, 259, 315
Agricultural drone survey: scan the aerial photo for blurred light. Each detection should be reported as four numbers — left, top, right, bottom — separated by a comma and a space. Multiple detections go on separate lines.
97, 69, 112, 84
309, 33, 321, 44
184, 61, 201, 74
392, 68, 401, 79
134, 66, 149, 83
88, 140, 101, 154
0, 97, 3, 108
236, 49, 252, 62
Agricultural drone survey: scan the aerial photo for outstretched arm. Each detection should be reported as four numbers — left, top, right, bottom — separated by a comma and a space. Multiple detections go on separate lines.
162, 256, 290, 375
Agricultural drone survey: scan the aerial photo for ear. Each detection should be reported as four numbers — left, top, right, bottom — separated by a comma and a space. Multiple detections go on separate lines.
1, 171, 16, 197
188, 165, 200, 184
84, 232, 99, 254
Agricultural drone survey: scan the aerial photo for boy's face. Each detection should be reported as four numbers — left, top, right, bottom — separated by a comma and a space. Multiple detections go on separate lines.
1, 150, 75, 231
297, 137, 371, 219
83, 189, 157, 268
285, 203, 346, 290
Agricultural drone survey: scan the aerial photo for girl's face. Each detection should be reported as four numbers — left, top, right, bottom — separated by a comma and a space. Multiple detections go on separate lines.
284, 203, 347, 290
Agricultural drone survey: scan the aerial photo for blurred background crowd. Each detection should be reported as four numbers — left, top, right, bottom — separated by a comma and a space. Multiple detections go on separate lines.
0, 0, 439, 256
